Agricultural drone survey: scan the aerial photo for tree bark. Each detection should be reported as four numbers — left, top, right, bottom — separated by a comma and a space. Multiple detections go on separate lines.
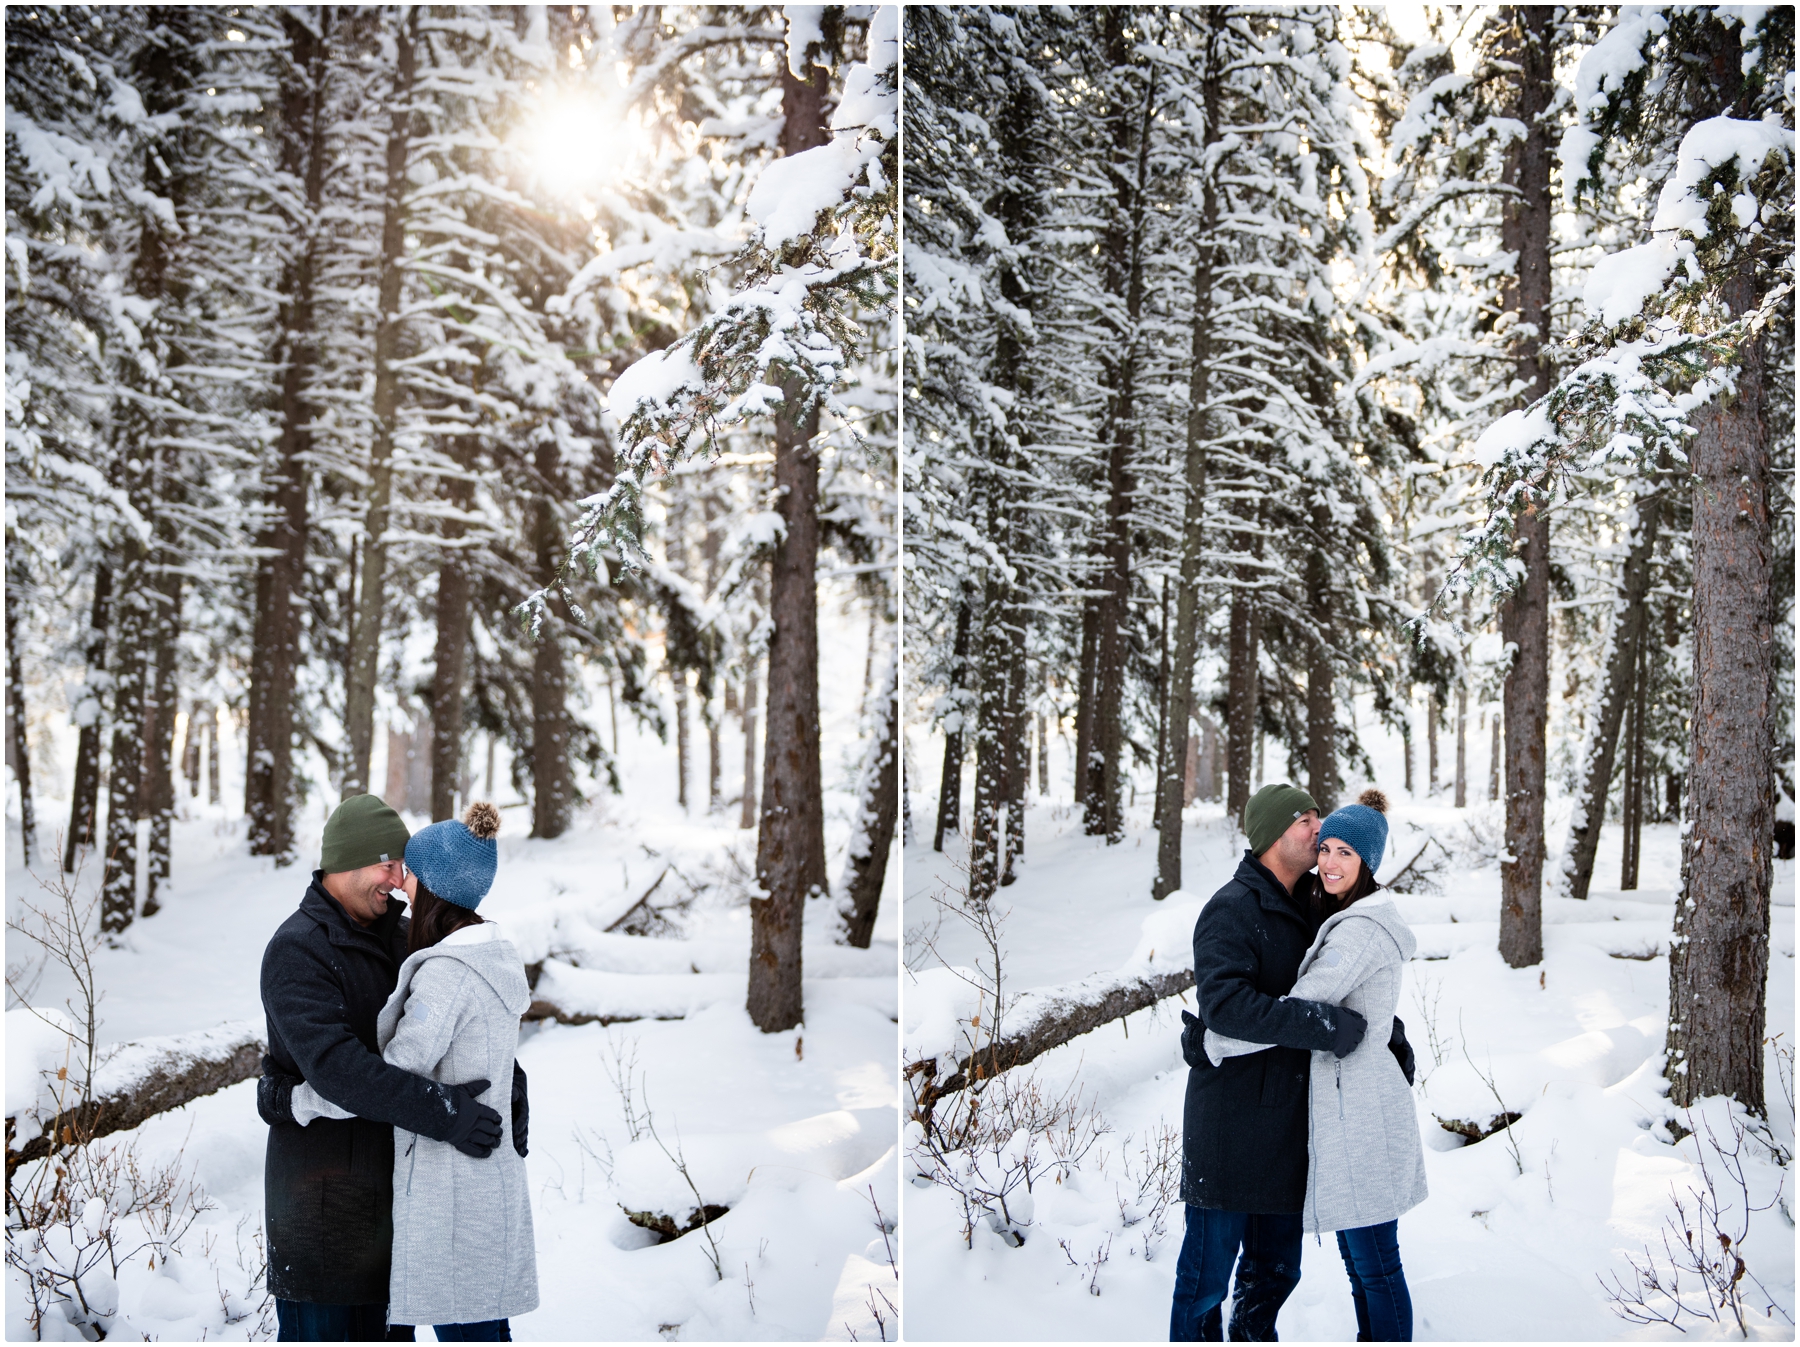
64, 565, 112, 872
140, 563, 181, 918
1036, 709, 1050, 797
1154, 156, 1219, 898
838, 645, 897, 948
1620, 634, 1646, 890
968, 548, 1009, 906
1561, 478, 1664, 899
429, 531, 471, 822
99, 535, 150, 937
1454, 685, 1468, 809
1225, 589, 1260, 823
343, 10, 416, 798
1074, 588, 1100, 819
740, 662, 759, 830
1665, 266, 1772, 1111
1426, 691, 1439, 792
246, 11, 329, 859
746, 33, 831, 1034
1495, 4, 1554, 970
932, 598, 970, 850
1090, 35, 1156, 848
1489, 708, 1502, 802
1000, 592, 1028, 885
1305, 539, 1336, 815
7, 579, 35, 868
530, 441, 572, 841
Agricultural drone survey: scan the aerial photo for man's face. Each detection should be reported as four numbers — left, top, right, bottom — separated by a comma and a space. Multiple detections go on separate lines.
325, 859, 405, 925
1273, 808, 1322, 874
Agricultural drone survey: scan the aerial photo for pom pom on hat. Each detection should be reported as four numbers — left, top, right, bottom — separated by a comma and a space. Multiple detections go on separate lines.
1358, 788, 1389, 814
405, 803, 500, 910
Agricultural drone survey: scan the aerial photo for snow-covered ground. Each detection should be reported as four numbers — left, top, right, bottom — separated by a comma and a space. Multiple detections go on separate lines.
7, 586, 899, 1342
902, 708, 1795, 1342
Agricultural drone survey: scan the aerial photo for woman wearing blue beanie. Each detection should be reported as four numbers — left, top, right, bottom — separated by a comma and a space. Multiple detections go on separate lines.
1205, 789, 1426, 1341
289, 801, 538, 1340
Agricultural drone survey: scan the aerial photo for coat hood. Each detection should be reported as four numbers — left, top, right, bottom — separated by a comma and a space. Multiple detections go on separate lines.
394, 922, 532, 1020
1304, 896, 1416, 970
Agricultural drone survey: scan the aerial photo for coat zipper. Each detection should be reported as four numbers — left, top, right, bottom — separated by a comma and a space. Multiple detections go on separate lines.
405, 1136, 416, 1196
1336, 1059, 1344, 1119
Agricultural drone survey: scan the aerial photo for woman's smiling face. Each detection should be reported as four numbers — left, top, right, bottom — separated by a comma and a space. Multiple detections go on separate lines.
1318, 837, 1362, 896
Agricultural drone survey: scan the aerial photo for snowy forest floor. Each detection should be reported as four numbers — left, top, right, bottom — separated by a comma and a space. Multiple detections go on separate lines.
901, 731, 1795, 1341
6, 597, 899, 1342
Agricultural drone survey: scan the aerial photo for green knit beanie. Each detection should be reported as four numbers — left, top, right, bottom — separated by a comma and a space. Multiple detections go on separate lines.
320, 794, 412, 874
1242, 782, 1320, 856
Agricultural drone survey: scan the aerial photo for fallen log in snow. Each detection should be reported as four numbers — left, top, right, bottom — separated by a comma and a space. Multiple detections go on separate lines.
6, 1020, 265, 1169
525, 959, 898, 1026
906, 966, 1197, 1121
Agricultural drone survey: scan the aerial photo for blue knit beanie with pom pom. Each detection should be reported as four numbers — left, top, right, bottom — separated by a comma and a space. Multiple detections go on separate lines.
405, 802, 500, 909
1316, 789, 1390, 877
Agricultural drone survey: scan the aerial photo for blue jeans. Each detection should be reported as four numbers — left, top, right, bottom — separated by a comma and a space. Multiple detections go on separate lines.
275, 1301, 414, 1341
1336, 1221, 1412, 1341
432, 1323, 511, 1342
1170, 1205, 1303, 1341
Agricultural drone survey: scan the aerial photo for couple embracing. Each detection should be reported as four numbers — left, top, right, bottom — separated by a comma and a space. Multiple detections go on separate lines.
1173, 782, 1426, 1343
255, 794, 539, 1341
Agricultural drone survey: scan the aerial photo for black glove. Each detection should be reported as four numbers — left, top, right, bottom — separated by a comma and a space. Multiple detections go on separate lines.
1389, 1016, 1417, 1087
1328, 1006, 1368, 1059
1179, 1009, 1207, 1068
511, 1062, 530, 1158
257, 1064, 299, 1126
444, 1079, 504, 1159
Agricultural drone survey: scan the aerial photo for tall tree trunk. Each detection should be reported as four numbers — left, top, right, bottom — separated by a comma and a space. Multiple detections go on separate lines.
7, 578, 35, 868
141, 562, 181, 918
675, 669, 691, 810
207, 706, 221, 806
1454, 685, 1468, 809
1426, 691, 1439, 792
838, 644, 897, 949
428, 521, 471, 822
1489, 708, 1502, 803
708, 710, 722, 812
1091, 41, 1156, 848
1000, 593, 1028, 885
1036, 709, 1050, 797
1560, 478, 1665, 899
1666, 262, 1772, 1111
740, 663, 760, 830
748, 27, 831, 1034
65, 565, 113, 871
1305, 534, 1335, 815
1401, 710, 1415, 796
246, 10, 329, 858
344, 11, 416, 798
182, 702, 201, 797
1495, 4, 1554, 970
530, 443, 572, 841
968, 556, 1009, 906
1620, 636, 1646, 890
100, 538, 151, 937
932, 598, 970, 850
1225, 591, 1259, 823
1074, 589, 1100, 818
1154, 140, 1220, 899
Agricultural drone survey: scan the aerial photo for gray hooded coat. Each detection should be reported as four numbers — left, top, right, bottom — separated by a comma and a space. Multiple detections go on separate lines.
1206, 897, 1428, 1235
379, 922, 538, 1326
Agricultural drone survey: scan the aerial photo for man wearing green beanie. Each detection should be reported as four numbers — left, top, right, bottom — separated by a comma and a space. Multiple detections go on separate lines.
255, 794, 505, 1341
1171, 783, 1370, 1340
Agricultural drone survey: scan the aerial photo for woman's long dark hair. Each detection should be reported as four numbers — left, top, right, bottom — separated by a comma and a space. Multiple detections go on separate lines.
407, 880, 485, 955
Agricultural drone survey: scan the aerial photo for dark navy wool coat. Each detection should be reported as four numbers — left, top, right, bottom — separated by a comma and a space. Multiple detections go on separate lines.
1180, 852, 1339, 1214
259, 876, 474, 1305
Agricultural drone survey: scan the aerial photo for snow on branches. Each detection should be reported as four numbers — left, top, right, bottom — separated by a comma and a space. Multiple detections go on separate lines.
536, 7, 897, 625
